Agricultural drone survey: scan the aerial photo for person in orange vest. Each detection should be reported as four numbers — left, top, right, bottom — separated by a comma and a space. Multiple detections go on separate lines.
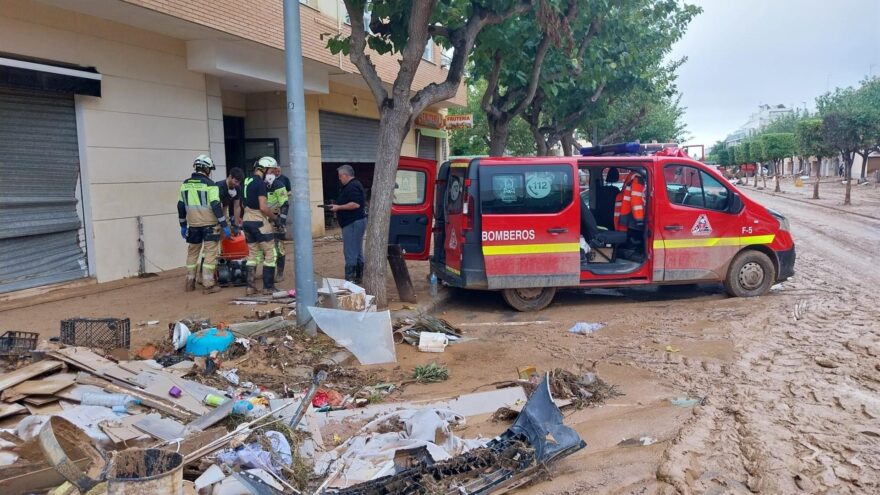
613, 172, 646, 232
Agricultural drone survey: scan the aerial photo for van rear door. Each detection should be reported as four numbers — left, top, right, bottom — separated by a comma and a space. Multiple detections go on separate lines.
477, 158, 580, 289
389, 157, 436, 260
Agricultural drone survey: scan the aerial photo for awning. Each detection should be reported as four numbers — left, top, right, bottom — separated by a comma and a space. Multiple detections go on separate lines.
418, 127, 448, 139
0, 54, 101, 97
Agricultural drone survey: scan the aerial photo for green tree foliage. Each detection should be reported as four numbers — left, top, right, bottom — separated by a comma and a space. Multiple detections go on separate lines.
500, 0, 699, 154
795, 118, 834, 199
757, 133, 795, 191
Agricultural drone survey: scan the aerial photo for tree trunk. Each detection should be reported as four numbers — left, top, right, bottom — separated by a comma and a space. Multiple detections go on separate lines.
761, 165, 767, 188
860, 152, 869, 181
362, 110, 410, 306
844, 152, 853, 206
812, 159, 820, 199
488, 117, 510, 156
774, 160, 781, 192
561, 133, 576, 157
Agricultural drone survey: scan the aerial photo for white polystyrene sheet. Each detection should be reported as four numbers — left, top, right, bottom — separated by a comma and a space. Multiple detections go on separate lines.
309, 307, 396, 365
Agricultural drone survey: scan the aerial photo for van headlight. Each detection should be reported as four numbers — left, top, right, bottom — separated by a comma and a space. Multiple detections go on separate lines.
768, 208, 790, 232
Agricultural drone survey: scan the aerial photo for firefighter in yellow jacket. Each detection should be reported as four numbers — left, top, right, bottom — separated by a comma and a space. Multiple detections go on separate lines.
242, 157, 279, 295
178, 155, 231, 294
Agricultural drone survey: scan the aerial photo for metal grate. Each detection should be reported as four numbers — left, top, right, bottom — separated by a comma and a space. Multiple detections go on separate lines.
60, 318, 130, 349
0, 331, 39, 355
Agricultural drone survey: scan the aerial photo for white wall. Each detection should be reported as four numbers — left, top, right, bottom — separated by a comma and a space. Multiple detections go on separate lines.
0, 0, 214, 282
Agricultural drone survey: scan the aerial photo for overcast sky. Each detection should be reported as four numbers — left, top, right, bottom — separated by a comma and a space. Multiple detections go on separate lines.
669, 0, 880, 148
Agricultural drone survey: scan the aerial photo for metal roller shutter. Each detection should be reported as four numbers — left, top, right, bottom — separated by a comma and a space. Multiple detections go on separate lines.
319, 111, 379, 163
417, 132, 437, 160
0, 85, 88, 293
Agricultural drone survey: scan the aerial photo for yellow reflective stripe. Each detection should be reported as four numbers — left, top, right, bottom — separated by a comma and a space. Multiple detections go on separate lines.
653, 234, 775, 250
446, 265, 461, 275
483, 242, 580, 256
451, 162, 469, 168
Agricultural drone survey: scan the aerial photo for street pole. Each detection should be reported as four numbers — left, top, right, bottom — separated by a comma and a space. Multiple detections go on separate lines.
283, 0, 317, 334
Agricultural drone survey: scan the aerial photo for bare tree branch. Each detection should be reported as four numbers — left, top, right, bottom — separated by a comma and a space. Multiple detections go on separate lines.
599, 106, 648, 144
392, 0, 438, 102
342, 0, 388, 106
412, 0, 532, 116
481, 50, 504, 119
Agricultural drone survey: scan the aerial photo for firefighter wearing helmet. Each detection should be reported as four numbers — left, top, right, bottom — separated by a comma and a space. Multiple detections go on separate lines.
265, 162, 290, 282
177, 154, 231, 294
241, 157, 279, 295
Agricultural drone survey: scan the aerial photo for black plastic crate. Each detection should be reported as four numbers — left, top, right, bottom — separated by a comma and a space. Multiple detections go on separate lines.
60, 318, 131, 349
0, 331, 39, 355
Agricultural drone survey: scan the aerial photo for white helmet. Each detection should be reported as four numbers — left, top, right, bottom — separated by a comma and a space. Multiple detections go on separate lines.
193, 154, 215, 171
254, 156, 277, 172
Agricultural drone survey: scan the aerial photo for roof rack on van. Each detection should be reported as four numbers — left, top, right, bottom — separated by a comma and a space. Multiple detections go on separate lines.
579, 142, 680, 157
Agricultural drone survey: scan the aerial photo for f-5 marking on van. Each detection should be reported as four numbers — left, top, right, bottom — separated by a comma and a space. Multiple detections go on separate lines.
389, 144, 795, 311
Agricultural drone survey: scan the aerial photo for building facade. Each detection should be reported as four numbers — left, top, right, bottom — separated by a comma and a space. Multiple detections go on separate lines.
0, 0, 464, 293
724, 104, 794, 147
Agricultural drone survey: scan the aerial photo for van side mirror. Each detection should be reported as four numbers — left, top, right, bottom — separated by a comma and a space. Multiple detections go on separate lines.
729, 192, 744, 214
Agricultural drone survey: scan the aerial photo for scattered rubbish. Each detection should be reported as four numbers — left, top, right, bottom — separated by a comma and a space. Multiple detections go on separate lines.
185, 328, 235, 356
393, 315, 463, 347
231, 400, 254, 416
146, 320, 160, 326
310, 307, 396, 365
618, 436, 658, 447
491, 406, 519, 422
770, 283, 784, 292
226, 316, 293, 338
669, 397, 701, 407
107, 448, 183, 493
517, 365, 538, 380
568, 322, 605, 335
60, 317, 131, 350
312, 389, 344, 409
417, 332, 448, 353
544, 368, 621, 409
168, 386, 182, 398
204, 394, 229, 408
136, 344, 157, 360
327, 374, 586, 493
665, 345, 681, 353
194, 464, 226, 492
219, 368, 240, 386
37, 416, 107, 493
171, 322, 191, 350
412, 363, 449, 383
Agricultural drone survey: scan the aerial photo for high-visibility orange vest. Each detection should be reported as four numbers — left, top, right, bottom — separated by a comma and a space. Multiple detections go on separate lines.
614, 175, 645, 231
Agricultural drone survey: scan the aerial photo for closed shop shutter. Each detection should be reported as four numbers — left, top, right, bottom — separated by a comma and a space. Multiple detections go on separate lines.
0, 85, 88, 293
418, 132, 437, 160
319, 111, 379, 163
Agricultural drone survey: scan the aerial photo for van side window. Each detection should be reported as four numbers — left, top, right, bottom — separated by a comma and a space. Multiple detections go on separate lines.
393, 169, 426, 205
664, 165, 730, 212
480, 165, 573, 214
446, 170, 465, 214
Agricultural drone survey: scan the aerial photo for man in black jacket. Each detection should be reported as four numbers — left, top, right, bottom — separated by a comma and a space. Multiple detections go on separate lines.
330, 164, 366, 283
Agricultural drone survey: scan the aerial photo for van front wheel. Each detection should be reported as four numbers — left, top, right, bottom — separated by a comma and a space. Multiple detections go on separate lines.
501, 287, 556, 312
724, 250, 775, 297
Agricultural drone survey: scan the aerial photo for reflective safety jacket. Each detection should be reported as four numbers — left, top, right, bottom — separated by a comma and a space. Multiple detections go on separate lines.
267, 175, 290, 217
177, 173, 229, 229
613, 174, 646, 232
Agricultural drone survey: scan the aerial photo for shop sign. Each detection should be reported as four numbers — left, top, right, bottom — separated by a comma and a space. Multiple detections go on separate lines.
415, 111, 444, 129
445, 114, 474, 129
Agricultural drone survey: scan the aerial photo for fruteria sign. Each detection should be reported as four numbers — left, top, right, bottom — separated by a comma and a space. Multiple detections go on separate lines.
415, 111, 444, 129
445, 114, 474, 129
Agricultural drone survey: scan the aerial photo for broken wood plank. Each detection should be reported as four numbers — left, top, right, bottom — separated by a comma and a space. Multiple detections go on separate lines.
133, 414, 186, 442
22, 395, 59, 406
185, 397, 234, 433
0, 360, 63, 393
0, 402, 26, 419
2, 373, 76, 402
100, 413, 149, 444
24, 401, 64, 415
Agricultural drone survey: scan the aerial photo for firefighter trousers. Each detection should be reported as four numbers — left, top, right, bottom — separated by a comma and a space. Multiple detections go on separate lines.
243, 208, 275, 269
185, 225, 220, 288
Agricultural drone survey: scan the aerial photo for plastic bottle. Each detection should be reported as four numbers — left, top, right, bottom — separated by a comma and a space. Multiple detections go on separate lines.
81, 392, 141, 408
429, 273, 438, 297
231, 399, 254, 416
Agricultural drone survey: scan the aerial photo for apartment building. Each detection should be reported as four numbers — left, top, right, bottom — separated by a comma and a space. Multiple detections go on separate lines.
0, 0, 465, 292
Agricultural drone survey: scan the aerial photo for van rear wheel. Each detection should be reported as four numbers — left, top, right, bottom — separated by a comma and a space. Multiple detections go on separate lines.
501, 287, 556, 312
724, 250, 775, 297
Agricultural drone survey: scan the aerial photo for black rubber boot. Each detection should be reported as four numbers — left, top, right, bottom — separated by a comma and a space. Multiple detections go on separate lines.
354, 262, 364, 285
275, 255, 285, 282
344, 264, 357, 283
262, 266, 277, 294
245, 266, 257, 295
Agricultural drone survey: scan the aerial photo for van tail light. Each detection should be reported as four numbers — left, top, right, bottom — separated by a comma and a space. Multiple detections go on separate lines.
462, 179, 474, 232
